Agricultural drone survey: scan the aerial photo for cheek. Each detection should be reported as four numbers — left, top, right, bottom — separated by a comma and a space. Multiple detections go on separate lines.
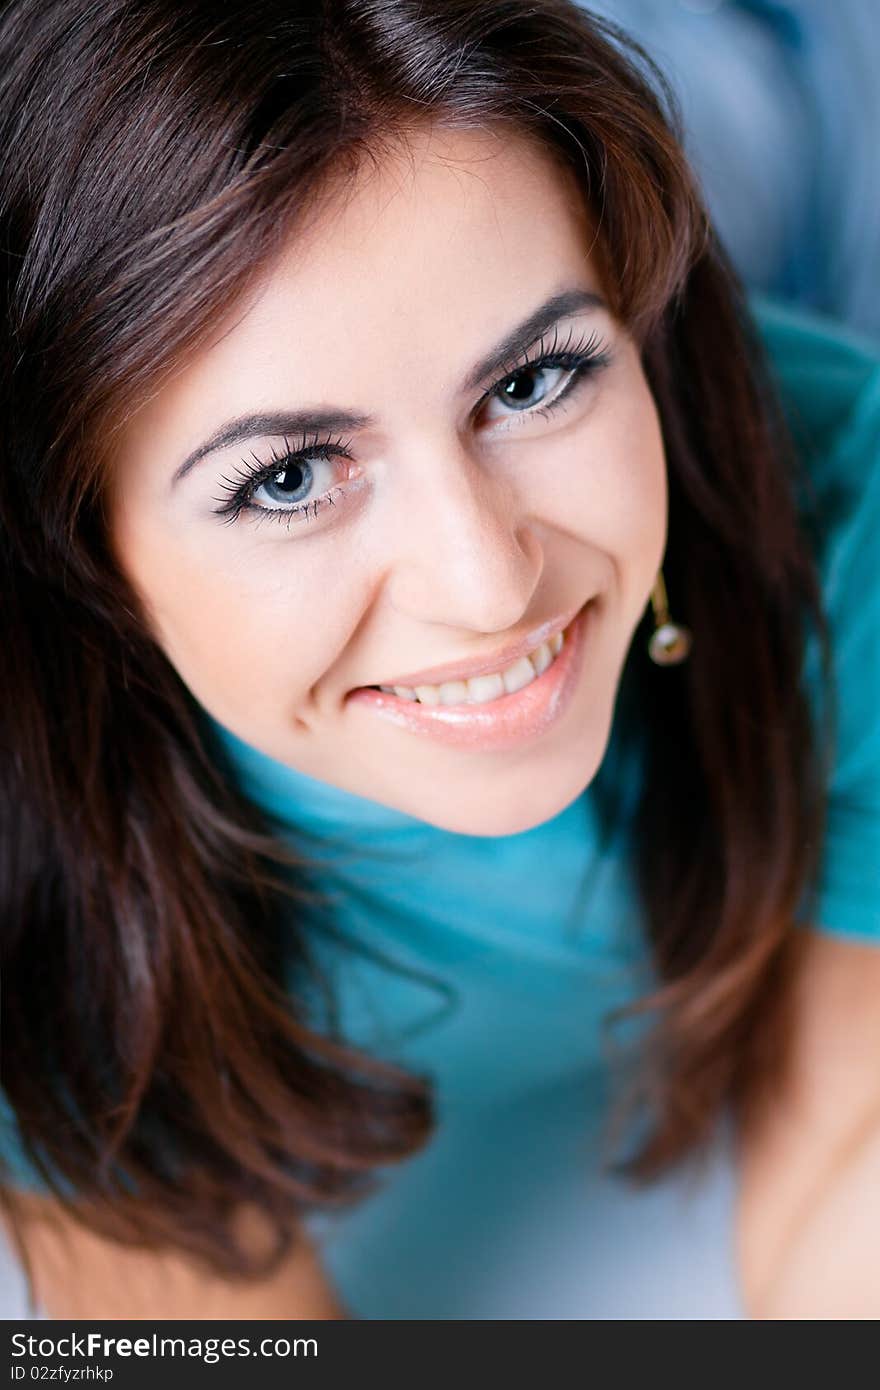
530, 372, 667, 593
600, 379, 668, 567
111, 504, 355, 719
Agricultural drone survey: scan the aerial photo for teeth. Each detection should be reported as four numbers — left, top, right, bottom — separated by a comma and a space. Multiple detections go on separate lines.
501, 654, 537, 695
377, 627, 566, 705
438, 680, 470, 706
464, 672, 506, 703
531, 641, 554, 676
412, 684, 440, 705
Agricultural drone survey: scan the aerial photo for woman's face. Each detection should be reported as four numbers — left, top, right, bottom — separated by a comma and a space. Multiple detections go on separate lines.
108, 123, 667, 836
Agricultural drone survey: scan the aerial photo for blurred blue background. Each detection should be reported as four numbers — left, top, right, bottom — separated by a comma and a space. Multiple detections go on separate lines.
582, 0, 880, 342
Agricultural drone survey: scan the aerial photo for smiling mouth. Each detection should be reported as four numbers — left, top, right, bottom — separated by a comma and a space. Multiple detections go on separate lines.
343, 597, 595, 752
359, 620, 574, 708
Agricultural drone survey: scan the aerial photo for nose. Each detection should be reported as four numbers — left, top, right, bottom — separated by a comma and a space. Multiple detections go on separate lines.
379, 432, 544, 633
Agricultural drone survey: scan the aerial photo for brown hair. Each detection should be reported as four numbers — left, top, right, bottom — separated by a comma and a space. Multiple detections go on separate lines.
0, 0, 833, 1290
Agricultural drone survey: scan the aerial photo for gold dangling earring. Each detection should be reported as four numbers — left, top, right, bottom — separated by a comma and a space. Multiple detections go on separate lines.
647, 569, 692, 665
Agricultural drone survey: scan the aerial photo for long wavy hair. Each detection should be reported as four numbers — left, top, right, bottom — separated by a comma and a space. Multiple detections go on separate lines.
1, 0, 834, 1289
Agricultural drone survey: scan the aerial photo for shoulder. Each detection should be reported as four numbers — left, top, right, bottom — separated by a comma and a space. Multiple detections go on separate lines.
2, 1191, 345, 1319
737, 929, 880, 1317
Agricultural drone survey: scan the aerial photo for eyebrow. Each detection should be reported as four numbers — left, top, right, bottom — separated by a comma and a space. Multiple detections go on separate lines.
171, 286, 605, 486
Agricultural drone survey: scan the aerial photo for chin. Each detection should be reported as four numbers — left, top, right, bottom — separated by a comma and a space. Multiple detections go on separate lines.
418, 760, 602, 839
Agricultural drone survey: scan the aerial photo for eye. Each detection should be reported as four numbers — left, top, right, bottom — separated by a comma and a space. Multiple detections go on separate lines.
207, 329, 611, 538
480, 328, 612, 428
210, 434, 359, 531
487, 362, 577, 417
252, 454, 319, 507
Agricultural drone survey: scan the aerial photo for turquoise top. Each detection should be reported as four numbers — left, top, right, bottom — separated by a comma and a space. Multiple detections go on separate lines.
2, 298, 879, 1316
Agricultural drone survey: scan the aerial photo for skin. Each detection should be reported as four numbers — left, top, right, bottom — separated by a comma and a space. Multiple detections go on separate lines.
107, 122, 667, 838
736, 930, 880, 1318
2, 1195, 345, 1320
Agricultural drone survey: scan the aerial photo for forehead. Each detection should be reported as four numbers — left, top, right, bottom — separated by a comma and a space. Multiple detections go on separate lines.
117, 123, 603, 462
211, 122, 599, 352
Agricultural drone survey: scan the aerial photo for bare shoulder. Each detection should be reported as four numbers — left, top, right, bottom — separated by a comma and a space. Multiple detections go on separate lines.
736, 928, 880, 1318
1, 1191, 346, 1320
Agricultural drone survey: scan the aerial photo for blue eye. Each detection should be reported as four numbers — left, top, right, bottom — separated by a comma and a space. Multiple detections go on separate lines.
210, 435, 356, 531
491, 362, 580, 415
483, 326, 611, 425
504, 363, 565, 407
210, 327, 611, 534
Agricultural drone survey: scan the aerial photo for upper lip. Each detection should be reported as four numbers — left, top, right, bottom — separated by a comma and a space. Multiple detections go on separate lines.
359, 602, 586, 690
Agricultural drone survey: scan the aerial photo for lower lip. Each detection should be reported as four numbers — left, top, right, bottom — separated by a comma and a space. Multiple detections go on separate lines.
345, 599, 596, 751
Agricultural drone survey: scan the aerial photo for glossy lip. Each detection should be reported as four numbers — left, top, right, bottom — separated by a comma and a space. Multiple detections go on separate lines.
357, 604, 585, 691
345, 597, 595, 751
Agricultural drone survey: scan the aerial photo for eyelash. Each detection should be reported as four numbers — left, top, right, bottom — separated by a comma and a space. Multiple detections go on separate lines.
210, 326, 611, 531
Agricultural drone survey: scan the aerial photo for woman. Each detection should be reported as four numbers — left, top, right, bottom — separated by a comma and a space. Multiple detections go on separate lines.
1, 0, 878, 1319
